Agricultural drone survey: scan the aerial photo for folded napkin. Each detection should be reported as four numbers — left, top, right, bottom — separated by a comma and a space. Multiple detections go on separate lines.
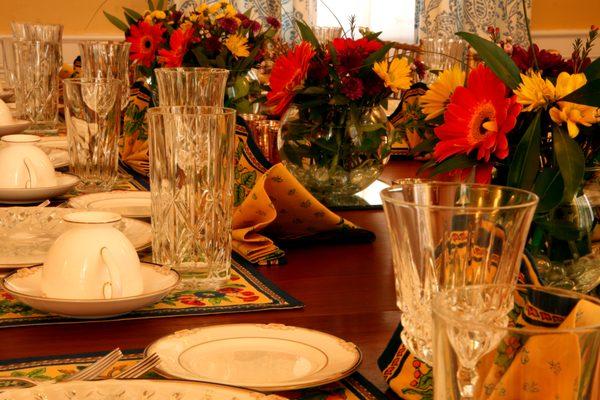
475, 289, 600, 400
232, 121, 375, 265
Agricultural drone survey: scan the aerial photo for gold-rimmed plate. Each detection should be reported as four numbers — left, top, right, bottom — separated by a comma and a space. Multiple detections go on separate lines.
1, 263, 179, 319
146, 323, 362, 391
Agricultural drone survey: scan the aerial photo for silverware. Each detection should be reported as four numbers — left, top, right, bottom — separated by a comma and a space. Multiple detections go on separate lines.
0, 348, 123, 392
63, 348, 123, 381
115, 353, 160, 379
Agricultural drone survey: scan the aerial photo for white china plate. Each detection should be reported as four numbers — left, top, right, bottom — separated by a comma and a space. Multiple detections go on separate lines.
69, 191, 151, 218
38, 136, 67, 149
0, 379, 285, 400
36, 136, 69, 168
0, 207, 152, 268
147, 323, 362, 391
0, 173, 78, 204
2, 263, 179, 319
0, 119, 31, 136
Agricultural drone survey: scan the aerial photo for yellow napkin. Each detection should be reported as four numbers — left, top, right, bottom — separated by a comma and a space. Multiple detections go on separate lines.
477, 294, 600, 400
232, 163, 373, 265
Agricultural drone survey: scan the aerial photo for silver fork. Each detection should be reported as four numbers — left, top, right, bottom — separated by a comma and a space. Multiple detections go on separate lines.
63, 348, 123, 381
115, 353, 160, 379
0, 348, 123, 391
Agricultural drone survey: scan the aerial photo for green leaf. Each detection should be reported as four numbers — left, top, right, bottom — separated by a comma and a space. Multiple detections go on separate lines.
553, 126, 585, 202
191, 47, 211, 66
123, 7, 142, 21
147, 0, 155, 11
329, 95, 349, 105
103, 11, 129, 32
410, 138, 435, 155
560, 79, 600, 107
507, 111, 541, 189
328, 42, 339, 65
157, 0, 165, 9
123, 11, 137, 25
532, 168, 564, 213
456, 32, 522, 90
536, 219, 582, 241
301, 86, 327, 95
584, 57, 600, 81
295, 19, 321, 52
362, 42, 394, 67
429, 155, 476, 177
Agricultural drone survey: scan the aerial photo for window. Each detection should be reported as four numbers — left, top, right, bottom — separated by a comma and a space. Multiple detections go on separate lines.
316, 0, 416, 43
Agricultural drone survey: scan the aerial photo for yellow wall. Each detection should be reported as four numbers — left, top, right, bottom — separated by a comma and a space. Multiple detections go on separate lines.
0, 0, 597, 35
531, 0, 600, 30
0, 0, 147, 36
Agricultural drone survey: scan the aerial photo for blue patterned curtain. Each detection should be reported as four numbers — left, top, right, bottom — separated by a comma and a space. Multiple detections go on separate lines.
415, 0, 532, 45
171, 0, 317, 42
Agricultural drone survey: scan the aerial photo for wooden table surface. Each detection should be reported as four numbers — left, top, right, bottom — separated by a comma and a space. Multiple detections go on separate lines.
0, 160, 422, 391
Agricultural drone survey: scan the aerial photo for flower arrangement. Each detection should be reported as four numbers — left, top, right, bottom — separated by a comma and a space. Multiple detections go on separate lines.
407, 25, 600, 290
267, 21, 413, 200
104, 0, 280, 112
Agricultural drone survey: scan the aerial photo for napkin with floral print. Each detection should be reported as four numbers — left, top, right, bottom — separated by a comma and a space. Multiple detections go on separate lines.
232, 121, 375, 265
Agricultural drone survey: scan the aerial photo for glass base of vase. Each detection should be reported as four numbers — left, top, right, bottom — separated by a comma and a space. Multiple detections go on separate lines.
318, 179, 389, 210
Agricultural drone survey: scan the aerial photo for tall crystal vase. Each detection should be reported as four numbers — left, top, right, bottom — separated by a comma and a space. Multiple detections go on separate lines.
154, 67, 229, 106
148, 106, 236, 289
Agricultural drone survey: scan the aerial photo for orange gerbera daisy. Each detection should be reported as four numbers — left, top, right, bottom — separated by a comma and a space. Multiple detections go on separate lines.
158, 27, 194, 67
266, 42, 315, 116
433, 65, 522, 162
126, 21, 166, 68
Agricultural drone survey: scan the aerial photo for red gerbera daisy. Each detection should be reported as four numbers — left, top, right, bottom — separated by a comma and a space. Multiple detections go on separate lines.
126, 21, 166, 68
266, 42, 315, 116
158, 27, 194, 67
433, 65, 522, 163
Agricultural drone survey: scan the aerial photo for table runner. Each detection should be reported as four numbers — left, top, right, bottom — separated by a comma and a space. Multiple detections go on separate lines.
0, 349, 386, 400
0, 256, 302, 328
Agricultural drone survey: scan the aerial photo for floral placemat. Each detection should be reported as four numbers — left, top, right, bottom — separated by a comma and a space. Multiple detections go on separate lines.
0, 349, 386, 400
0, 256, 302, 328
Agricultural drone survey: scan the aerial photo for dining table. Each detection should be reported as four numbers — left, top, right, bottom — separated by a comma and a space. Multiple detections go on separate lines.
0, 160, 423, 392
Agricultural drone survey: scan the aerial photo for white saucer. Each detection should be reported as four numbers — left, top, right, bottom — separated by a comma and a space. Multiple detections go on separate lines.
0, 379, 283, 400
0, 173, 78, 204
2, 263, 180, 319
38, 136, 67, 149
0, 207, 152, 268
147, 323, 362, 391
69, 191, 151, 218
0, 119, 31, 136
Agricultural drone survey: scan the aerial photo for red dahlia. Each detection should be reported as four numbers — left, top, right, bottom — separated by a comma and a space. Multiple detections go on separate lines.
332, 38, 382, 74
341, 76, 364, 100
126, 21, 166, 68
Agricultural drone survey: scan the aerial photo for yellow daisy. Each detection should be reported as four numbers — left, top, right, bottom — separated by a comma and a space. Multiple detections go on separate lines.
225, 34, 250, 58
419, 64, 465, 120
373, 57, 412, 94
549, 72, 599, 137
514, 70, 556, 112
150, 10, 166, 20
